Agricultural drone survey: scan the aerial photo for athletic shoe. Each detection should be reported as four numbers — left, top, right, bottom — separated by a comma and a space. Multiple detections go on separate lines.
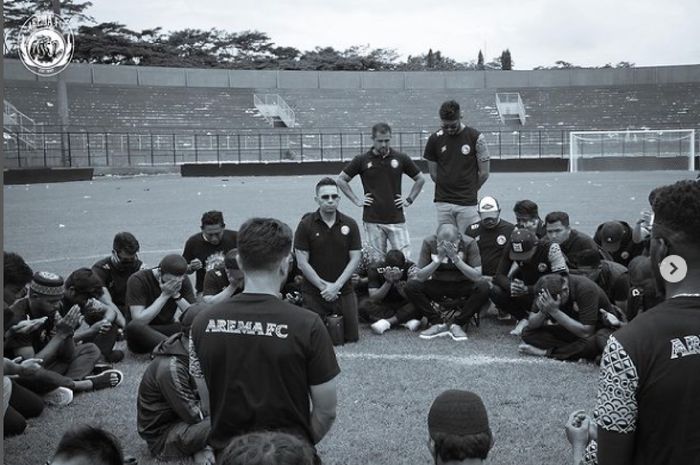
370, 319, 391, 335
419, 323, 450, 339
402, 319, 422, 332
510, 319, 529, 336
449, 324, 468, 341
106, 349, 124, 363
43, 387, 73, 407
86, 369, 124, 391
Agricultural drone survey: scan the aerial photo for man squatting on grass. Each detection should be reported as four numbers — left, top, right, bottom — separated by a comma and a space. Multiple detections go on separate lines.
566, 179, 700, 465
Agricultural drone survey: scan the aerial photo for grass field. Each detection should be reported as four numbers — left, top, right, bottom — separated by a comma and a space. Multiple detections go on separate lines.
3, 170, 695, 465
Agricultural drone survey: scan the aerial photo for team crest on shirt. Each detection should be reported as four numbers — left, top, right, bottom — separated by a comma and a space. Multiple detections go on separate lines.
538, 263, 548, 272
341, 225, 350, 235
631, 288, 641, 297
496, 235, 507, 246
367, 161, 373, 169
461, 144, 471, 155
621, 251, 630, 260
441, 146, 447, 153
390, 159, 399, 169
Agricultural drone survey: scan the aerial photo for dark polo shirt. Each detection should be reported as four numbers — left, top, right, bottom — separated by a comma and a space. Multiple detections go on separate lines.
465, 219, 516, 276
342, 148, 421, 224
423, 125, 484, 206
493, 240, 569, 293
294, 210, 361, 294
559, 229, 600, 267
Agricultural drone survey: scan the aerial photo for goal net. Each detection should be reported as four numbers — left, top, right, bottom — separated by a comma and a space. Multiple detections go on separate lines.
569, 129, 696, 172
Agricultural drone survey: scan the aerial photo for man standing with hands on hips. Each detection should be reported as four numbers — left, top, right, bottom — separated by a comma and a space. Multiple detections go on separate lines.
337, 122, 425, 261
424, 100, 490, 233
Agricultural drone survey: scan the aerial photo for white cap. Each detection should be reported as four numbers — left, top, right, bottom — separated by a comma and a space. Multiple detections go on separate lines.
478, 196, 500, 213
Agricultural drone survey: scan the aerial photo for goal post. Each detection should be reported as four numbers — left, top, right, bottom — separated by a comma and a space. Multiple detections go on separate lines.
569, 129, 696, 172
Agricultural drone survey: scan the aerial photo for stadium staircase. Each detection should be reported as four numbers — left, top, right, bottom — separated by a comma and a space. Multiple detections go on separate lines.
495, 92, 527, 125
253, 94, 296, 128
3, 98, 37, 149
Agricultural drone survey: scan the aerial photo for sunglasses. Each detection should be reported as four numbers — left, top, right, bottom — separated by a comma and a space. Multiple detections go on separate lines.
320, 194, 340, 200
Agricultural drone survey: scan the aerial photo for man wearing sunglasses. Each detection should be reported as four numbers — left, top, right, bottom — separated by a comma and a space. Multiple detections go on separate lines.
424, 100, 490, 233
295, 177, 362, 343
337, 122, 425, 262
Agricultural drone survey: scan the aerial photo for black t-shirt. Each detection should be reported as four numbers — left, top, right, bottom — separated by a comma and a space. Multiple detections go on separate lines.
559, 229, 600, 268
417, 235, 482, 282
556, 274, 609, 327
593, 296, 700, 464
593, 221, 645, 267
493, 240, 569, 292
92, 256, 143, 308
596, 260, 629, 303
423, 126, 484, 206
465, 219, 515, 276
367, 260, 417, 302
125, 269, 195, 326
5, 297, 55, 355
183, 230, 238, 292
189, 293, 340, 451
294, 210, 361, 294
342, 148, 421, 224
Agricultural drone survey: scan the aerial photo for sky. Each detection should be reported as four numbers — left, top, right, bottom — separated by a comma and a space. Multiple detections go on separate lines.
84, 0, 700, 69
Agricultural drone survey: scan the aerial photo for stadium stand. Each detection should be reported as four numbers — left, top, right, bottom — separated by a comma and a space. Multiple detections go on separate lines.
5, 80, 699, 133
3, 81, 270, 131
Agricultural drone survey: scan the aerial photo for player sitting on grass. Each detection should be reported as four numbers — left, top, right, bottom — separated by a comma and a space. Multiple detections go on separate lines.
406, 224, 489, 342
491, 228, 568, 336
544, 211, 602, 268
519, 274, 610, 362
625, 255, 663, 321
91, 232, 143, 322
572, 250, 629, 314
5, 272, 123, 403
47, 425, 123, 465
202, 249, 244, 304
427, 390, 493, 465
58, 268, 126, 363
593, 220, 645, 267
137, 303, 213, 465
362, 249, 422, 335
125, 254, 195, 354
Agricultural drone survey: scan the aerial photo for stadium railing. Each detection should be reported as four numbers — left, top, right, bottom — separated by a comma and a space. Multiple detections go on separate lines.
3, 126, 699, 169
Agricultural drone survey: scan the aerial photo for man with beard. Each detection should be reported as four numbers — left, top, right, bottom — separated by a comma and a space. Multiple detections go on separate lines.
424, 100, 490, 233
92, 232, 143, 320
337, 122, 425, 261
566, 179, 700, 465
183, 211, 238, 295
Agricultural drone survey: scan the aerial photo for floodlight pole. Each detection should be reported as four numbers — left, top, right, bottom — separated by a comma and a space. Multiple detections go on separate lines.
52, 0, 70, 166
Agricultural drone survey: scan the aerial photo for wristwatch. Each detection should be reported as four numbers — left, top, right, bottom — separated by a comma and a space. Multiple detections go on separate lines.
405, 197, 413, 206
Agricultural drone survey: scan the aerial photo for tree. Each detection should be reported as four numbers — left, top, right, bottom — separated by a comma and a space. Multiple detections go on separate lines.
3, 0, 95, 56
501, 49, 512, 70
427, 48, 434, 69
477, 50, 484, 70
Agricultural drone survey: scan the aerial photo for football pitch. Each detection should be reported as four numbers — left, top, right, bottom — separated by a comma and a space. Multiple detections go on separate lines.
3, 170, 695, 465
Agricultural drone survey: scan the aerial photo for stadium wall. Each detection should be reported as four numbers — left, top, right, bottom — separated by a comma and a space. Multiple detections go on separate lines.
5, 59, 700, 89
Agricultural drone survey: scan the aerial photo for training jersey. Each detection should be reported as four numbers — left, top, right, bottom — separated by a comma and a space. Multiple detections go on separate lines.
343, 148, 421, 224
423, 126, 487, 206
92, 256, 143, 308
465, 219, 515, 276
559, 229, 600, 268
125, 269, 195, 326
417, 235, 482, 282
183, 230, 238, 293
189, 293, 340, 451
589, 296, 700, 465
